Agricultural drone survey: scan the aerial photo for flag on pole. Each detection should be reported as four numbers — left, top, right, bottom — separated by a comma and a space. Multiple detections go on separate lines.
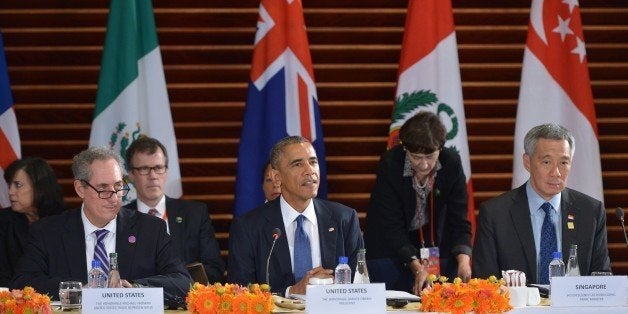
513, 0, 603, 202
234, 0, 327, 217
89, 0, 182, 200
0, 31, 21, 208
387, 0, 476, 234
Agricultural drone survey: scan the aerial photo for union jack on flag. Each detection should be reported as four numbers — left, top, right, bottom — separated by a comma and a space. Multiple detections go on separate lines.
234, 0, 327, 217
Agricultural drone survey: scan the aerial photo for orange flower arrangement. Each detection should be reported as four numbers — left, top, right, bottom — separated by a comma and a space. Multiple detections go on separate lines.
186, 282, 274, 314
0, 286, 51, 314
420, 275, 512, 314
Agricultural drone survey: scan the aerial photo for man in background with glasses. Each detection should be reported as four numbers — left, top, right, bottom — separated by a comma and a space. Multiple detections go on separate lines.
124, 136, 225, 284
12, 146, 191, 305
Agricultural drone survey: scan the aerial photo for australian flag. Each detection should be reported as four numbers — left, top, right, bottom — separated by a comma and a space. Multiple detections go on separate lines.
233, 0, 327, 217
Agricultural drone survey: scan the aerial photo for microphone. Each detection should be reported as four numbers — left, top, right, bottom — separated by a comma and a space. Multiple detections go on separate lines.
616, 207, 628, 247
266, 228, 282, 285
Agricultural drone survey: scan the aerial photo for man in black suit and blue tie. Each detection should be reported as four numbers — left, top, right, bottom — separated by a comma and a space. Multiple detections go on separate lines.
12, 146, 191, 303
123, 136, 225, 284
473, 123, 611, 283
228, 136, 364, 296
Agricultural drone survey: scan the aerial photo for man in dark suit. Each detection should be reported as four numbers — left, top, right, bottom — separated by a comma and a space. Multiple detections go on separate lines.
228, 136, 363, 296
473, 123, 611, 283
12, 147, 191, 303
124, 136, 225, 283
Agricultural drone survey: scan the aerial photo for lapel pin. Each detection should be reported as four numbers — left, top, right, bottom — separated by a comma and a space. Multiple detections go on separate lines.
128, 235, 136, 243
328, 227, 335, 232
176, 216, 183, 223
567, 214, 574, 220
567, 222, 575, 230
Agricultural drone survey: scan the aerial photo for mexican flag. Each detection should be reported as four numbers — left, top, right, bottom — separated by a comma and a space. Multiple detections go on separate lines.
513, 0, 603, 202
89, 0, 182, 199
388, 0, 476, 234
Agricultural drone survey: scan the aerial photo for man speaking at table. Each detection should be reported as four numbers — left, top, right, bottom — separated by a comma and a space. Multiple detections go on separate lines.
12, 147, 191, 304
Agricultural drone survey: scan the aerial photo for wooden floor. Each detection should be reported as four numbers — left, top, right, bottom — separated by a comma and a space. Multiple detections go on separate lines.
1, 0, 627, 274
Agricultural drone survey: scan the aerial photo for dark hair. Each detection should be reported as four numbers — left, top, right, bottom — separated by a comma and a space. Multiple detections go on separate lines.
4, 157, 65, 217
125, 136, 169, 170
398, 111, 446, 154
269, 136, 310, 169
262, 160, 272, 183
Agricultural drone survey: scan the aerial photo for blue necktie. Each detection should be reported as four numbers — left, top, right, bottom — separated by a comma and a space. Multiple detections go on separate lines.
293, 215, 312, 282
539, 202, 557, 284
93, 229, 110, 276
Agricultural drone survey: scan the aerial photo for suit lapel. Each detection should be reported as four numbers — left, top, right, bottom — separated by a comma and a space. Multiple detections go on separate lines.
264, 199, 293, 282
509, 187, 538, 279
560, 189, 578, 256
315, 199, 337, 269
62, 209, 88, 281
165, 197, 185, 246
115, 208, 139, 279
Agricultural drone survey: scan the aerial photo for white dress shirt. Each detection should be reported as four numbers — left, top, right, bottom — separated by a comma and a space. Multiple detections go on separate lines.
136, 195, 169, 234
81, 204, 117, 275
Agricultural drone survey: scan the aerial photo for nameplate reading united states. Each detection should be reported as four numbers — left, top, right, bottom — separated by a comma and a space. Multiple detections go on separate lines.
306, 283, 386, 314
82, 287, 164, 313
550, 276, 627, 307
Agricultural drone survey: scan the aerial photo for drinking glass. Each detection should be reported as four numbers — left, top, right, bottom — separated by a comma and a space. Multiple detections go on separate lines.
59, 281, 82, 310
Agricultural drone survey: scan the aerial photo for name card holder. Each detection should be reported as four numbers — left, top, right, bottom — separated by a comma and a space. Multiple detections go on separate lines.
82, 287, 164, 313
306, 283, 386, 314
550, 275, 627, 307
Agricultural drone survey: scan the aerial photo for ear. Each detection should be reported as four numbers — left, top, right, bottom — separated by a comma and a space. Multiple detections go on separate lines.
74, 180, 85, 199
523, 153, 531, 172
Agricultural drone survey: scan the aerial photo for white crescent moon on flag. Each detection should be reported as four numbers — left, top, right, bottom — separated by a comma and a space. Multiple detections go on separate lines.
530, 0, 547, 45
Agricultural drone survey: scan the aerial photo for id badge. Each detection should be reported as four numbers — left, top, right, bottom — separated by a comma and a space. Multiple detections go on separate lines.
420, 247, 440, 276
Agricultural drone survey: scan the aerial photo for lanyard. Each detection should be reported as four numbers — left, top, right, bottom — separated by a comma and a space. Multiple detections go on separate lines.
416, 176, 435, 248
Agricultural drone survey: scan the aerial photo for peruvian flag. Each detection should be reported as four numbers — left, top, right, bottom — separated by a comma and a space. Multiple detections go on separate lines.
388, 0, 476, 234
512, 0, 603, 202
233, 0, 327, 216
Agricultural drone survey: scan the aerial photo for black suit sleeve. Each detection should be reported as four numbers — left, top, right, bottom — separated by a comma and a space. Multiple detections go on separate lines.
194, 204, 225, 283
472, 201, 500, 279
131, 220, 192, 302
226, 217, 257, 288
11, 221, 77, 297
590, 201, 611, 273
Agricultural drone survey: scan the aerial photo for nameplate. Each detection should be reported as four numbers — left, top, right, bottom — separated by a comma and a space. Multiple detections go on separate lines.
550, 276, 628, 307
306, 283, 386, 314
81, 288, 164, 313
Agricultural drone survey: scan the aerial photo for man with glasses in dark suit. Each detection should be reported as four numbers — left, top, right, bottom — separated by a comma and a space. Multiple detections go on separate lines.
123, 136, 225, 284
12, 146, 191, 305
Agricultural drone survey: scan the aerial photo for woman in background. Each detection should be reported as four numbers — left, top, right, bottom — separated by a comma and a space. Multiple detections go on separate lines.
0, 157, 65, 286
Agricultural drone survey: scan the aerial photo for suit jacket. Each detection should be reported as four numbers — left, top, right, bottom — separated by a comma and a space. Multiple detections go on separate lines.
472, 184, 611, 283
125, 197, 225, 283
227, 198, 364, 295
12, 207, 191, 301
365, 146, 472, 266
0, 208, 29, 287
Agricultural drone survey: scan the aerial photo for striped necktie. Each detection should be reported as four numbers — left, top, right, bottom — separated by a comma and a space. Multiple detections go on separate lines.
93, 229, 110, 275
539, 202, 557, 284
148, 208, 159, 217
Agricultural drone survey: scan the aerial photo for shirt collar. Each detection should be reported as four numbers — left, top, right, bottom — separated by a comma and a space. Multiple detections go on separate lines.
137, 195, 166, 216
525, 181, 561, 215
81, 203, 117, 237
280, 195, 317, 227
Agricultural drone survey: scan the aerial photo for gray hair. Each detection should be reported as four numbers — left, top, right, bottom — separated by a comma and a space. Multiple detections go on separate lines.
524, 123, 575, 157
72, 146, 124, 181
269, 136, 310, 169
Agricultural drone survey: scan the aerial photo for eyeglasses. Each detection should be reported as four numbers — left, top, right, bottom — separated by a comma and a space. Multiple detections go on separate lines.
131, 165, 168, 175
81, 180, 130, 199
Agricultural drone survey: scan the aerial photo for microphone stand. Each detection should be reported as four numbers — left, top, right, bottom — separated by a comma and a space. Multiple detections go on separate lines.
266, 229, 282, 285
616, 207, 628, 247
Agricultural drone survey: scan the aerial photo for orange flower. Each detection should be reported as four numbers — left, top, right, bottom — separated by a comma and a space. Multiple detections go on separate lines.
186, 283, 274, 314
0, 287, 51, 314
420, 276, 512, 314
